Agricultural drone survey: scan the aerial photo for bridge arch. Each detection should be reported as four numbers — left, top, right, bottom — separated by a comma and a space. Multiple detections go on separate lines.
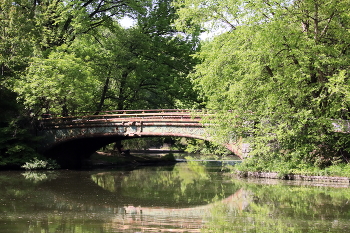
38, 110, 245, 168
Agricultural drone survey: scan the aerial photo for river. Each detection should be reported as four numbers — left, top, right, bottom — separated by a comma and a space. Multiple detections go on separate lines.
0, 161, 349, 232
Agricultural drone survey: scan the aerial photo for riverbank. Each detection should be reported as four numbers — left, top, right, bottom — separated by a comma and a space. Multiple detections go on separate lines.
235, 171, 350, 184
88, 152, 350, 184
233, 158, 350, 184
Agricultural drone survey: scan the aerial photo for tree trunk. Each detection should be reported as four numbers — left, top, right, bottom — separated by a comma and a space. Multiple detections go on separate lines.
117, 71, 128, 110
95, 76, 110, 114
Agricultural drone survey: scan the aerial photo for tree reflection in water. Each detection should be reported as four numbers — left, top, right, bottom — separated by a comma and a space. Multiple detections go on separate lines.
90, 163, 240, 207
0, 163, 350, 232
90, 162, 249, 232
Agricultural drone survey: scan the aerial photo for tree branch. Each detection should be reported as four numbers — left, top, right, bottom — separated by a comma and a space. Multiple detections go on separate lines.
319, 11, 335, 39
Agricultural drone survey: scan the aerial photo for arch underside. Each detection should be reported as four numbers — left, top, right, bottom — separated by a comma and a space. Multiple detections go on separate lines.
41, 124, 243, 168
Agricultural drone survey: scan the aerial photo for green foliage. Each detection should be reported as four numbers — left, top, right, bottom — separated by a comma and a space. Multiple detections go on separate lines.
0, 0, 34, 82
162, 153, 176, 161
175, 0, 350, 169
178, 138, 231, 156
21, 157, 60, 170
0, 117, 41, 168
15, 49, 98, 116
0, 0, 147, 82
122, 137, 165, 150
0, 87, 40, 168
235, 156, 350, 177
12, 0, 200, 115
92, 0, 200, 110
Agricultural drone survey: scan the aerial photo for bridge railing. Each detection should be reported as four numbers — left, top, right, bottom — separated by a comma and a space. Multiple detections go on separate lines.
40, 109, 207, 118
38, 109, 207, 129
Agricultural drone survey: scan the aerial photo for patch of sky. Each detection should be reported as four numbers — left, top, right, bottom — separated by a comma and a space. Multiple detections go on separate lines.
118, 16, 136, 28
118, 16, 228, 40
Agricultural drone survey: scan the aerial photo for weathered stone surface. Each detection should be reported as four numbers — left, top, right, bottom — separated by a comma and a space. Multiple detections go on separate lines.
236, 171, 350, 184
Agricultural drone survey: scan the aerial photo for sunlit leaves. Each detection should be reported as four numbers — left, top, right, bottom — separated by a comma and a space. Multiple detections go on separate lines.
327, 70, 350, 117
15, 51, 98, 116
177, 0, 350, 167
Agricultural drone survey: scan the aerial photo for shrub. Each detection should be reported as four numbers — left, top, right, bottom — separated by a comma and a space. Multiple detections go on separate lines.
21, 157, 60, 170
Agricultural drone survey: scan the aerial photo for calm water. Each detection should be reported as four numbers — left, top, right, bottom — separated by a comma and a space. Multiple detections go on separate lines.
1, 162, 350, 232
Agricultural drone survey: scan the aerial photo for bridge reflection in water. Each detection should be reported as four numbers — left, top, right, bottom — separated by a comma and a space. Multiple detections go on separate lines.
88, 163, 250, 231
18, 163, 248, 232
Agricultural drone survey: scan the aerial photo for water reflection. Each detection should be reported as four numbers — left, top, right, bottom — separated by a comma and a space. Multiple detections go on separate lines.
22, 170, 59, 183
202, 180, 350, 233
0, 163, 350, 232
90, 163, 237, 207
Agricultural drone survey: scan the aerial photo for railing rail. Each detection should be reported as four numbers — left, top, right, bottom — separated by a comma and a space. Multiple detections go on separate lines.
38, 109, 206, 129
40, 109, 202, 118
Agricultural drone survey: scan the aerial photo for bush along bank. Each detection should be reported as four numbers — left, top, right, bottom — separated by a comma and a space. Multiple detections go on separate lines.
232, 159, 350, 183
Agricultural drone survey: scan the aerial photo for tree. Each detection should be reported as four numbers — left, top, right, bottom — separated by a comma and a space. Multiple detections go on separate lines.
13, 0, 200, 116
2, 0, 150, 116
66, 0, 200, 113
0, 0, 149, 167
174, 0, 350, 168
90, 0, 201, 110
1, 0, 147, 81
14, 48, 99, 116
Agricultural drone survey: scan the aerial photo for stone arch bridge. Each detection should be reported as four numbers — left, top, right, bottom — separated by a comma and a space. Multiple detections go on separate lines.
38, 110, 247, 168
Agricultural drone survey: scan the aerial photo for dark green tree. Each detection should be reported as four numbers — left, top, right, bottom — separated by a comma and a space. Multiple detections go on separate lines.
90, 0, 200, 111
14, 0, 200, 116
0, 0, 149, 166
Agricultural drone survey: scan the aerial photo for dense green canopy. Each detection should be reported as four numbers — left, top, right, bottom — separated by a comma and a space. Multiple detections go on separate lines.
0, 0, 200, 167
174, 0, 350, 169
